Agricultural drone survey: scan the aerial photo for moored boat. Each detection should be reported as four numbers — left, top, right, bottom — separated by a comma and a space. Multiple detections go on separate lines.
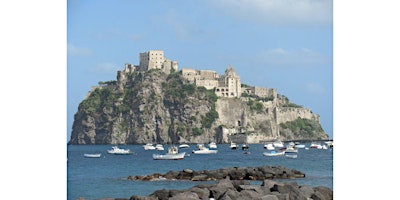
153, 146, 186, 160
285, 154, 298, 159
209, 142, 217, 149
229, 142, 238, 150
84, 153, 102, 158
107, 146, 133, 155
143, 143, 156, 150
178, 144, 190, 149
155, 144, 164, 151
192, 144, 218, 154
263, 150, 285, 157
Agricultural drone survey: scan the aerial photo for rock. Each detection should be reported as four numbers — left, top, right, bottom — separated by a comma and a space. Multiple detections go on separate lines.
168, 191, 199, 200
129, 165, 305, 181
311, 186, 333, 200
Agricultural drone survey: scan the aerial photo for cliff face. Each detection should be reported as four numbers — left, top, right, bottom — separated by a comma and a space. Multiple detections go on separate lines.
68, 69, 328, 145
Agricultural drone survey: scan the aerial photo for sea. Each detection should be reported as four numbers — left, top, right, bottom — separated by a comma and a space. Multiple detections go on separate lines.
67, 143, 333, 200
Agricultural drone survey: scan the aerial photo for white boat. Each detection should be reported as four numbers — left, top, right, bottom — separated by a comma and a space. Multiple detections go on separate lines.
264, 143, 275, 150
241, 144, 249, 150
192, 144, 218, 154
209, 142, 217, 149
310, 142, 322, 149
263, 150, 285, 157
229, 142, 238, 150
285, 154, 298, 159
273, 140, 284, 148
294, 144, 306, 149
178, 144, 190, 149
84, 153, 102, 158
107, 146, 133, 155
143, 143, 156, 150
155, 144, 164, 151
285, 144, 298, 153
153, 146, 186, 160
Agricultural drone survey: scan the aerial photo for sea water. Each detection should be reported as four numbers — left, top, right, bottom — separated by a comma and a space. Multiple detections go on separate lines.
67, 143, 333, 200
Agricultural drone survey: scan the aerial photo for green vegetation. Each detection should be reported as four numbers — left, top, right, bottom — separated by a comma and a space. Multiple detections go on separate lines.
279, 117, 324, 137
79, 87, 115, 114
201, 105, 219, 128
282, 102, 303, 108
246, 99, 264, 113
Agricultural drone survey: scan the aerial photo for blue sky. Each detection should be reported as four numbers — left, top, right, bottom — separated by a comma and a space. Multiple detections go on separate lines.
67, 0, 333, 141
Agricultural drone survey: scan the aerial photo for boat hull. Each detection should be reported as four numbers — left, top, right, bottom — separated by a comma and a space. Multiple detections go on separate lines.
84, 154, 102, 158
152, 152, 186, 160
263, 151, 285, 156
192, 150, 218, 154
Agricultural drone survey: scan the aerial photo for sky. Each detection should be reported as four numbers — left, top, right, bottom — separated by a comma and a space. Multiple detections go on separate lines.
67, 0, 333, 141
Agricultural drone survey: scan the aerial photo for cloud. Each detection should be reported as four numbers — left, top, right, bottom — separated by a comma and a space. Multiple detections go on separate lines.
212, 0, 333, 26
67, 44, 93, 56
89, 62, 120, 75
256, 48, 328, 67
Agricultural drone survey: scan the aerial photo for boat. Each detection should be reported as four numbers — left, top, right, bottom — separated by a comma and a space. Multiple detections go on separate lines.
143, 143, 156, 150
178, 144, 190, 149
155, 144, 164, 151
152, 146, 186, 160
84, 153, 102, 158
107, 146, 133, 155
263, 150, 285, 157
285, 154, 298, 159
294, 144, 306, 149
241, 144, 249, 150
310, 142, 322, 149
272, 140, 284, 148
264, 143, 275, 150
192, 144, 218, 154
209, 142, 217, 149
229, 142, 238, 150
284, 144, 298, 153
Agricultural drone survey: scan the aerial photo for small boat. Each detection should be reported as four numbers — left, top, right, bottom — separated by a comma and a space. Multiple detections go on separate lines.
284, 144, 298, 153
229, 142, 238, 150
84, 153, 102, 158
143, 143, 156, 150
155, 144, 164, 151
107, 146, 133, 155
294, 144, 306, 149
209, 142, 217, 149
192, 144, 218, 154
273, 140, 284, 148
153, 146, 186, 160
310, 142, 322, 149
178, 144, 190, 149
263, 150, 285, 157
285, 154, 298, 159
264, 143, 275, 150
241, 144, 249, 150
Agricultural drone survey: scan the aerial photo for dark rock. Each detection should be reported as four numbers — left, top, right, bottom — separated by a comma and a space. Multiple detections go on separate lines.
169, 191, 199, 200
129, 196, 156, 200
189, 187, 210, 200
311, 186, 333, 200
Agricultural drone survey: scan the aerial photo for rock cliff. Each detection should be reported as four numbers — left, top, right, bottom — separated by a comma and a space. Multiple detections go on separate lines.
68, 68, 328, 145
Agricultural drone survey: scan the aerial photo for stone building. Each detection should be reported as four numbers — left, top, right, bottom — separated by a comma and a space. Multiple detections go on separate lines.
215, 65, 241, 98
242, 86, 277, 99
182, 65, 242, 98
139, 50, 178, 74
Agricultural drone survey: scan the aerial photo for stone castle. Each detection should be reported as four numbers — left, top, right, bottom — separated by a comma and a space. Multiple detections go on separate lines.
91, 50, 277, 99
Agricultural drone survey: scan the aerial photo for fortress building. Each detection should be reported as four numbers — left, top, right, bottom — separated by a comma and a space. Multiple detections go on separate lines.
182, 65, 242, 98
139, 50, 178, 74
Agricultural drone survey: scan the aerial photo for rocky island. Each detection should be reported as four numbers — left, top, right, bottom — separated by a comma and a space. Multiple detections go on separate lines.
69, 50, 329, 145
